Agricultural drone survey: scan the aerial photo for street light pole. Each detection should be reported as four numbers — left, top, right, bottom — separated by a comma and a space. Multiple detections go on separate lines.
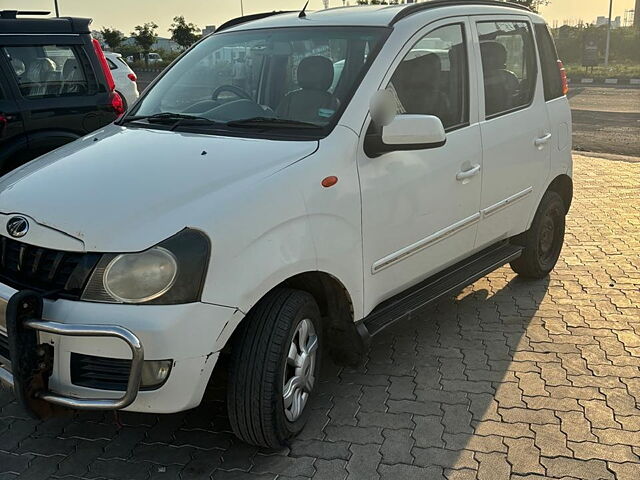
54, 0, 60, 17
240, 0, 244, 16
605, 0, 613, 66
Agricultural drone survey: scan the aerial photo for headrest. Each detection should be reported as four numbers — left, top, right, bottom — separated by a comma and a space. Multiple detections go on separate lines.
26, 57, 56, 80
297, 56, 334, 91
480, 41, 508, 70
394, 52, 442, 89
10, 58, 26, 76
63, 58, 80, 78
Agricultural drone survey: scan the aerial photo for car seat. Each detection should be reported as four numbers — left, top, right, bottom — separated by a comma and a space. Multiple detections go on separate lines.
480, 41, 521, 116
276, 56, 340, 123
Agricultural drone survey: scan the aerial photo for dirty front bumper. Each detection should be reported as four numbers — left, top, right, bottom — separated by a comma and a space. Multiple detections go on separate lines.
0, 282, 242, 415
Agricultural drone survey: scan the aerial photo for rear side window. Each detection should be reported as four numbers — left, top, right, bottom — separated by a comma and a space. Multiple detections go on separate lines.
477, 21, 537, 118
534, 23, 563, 101
388, 23, 469, 130
107, 58, 118, 70
4, 45, 92, 99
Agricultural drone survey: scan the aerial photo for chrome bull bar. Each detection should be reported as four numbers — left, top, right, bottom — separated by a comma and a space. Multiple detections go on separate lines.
0, 284, 144, 411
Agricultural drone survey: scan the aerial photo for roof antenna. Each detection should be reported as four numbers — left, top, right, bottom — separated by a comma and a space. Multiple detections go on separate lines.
299, 1, 309, 18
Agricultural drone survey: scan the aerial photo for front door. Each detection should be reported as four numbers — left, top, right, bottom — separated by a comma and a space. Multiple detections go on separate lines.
472, 17, 552, 248
358, 19, 483, 314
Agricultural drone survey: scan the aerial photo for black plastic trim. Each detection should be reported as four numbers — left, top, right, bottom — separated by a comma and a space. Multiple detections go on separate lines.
361, 241, 523, 336
390, 0, 531, 26
0, 16, 92, 34
216, 11, 294, 32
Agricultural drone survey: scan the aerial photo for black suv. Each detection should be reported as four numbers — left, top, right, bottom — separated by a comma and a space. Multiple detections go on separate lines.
0, 10, 123, 175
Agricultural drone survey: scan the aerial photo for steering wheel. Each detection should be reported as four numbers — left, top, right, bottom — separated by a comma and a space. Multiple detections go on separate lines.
212, 84, 253, 101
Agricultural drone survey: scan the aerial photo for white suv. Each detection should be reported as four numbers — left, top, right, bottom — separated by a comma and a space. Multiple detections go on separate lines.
0, 1, 572, 447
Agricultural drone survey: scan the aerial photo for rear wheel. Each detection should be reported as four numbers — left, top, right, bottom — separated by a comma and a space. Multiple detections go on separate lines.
510, 191, 566, 279
227, 288, 322, 447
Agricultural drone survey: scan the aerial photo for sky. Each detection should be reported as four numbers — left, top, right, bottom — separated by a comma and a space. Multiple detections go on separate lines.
3, 0, 637, 36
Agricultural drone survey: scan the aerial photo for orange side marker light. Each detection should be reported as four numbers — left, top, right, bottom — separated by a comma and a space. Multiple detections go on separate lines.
321, 176, 339, 188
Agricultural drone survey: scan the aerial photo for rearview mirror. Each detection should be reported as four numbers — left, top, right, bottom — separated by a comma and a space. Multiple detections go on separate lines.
365, 114, 447, 157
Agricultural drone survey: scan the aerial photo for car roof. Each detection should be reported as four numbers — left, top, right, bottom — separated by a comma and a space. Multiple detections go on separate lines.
222, 1, 533, 32
0, 11, 92, 34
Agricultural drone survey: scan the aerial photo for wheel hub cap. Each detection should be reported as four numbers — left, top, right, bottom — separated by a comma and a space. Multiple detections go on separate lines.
283, 318, 318, 422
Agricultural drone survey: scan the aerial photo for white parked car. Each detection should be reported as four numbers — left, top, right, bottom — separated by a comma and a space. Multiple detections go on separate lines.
104, 51, 139, 109
0, 1, 571, 448
147, 52, 163, 64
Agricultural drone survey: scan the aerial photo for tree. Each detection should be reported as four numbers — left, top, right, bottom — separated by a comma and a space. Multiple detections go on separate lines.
100, 27, 124, 50
511, 0, 550, 13
131, 22, 158, 63
169, 16, 200, 50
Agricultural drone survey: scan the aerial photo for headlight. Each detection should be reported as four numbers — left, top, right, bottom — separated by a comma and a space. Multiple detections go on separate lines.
103, 248, 178, 303
82, 229, 210, 304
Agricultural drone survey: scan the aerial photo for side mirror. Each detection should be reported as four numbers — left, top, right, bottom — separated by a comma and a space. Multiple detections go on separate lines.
382, 115, 446, 147
365, 113, 447, 157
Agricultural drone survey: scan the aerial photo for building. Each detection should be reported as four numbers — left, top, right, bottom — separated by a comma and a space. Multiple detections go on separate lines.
595, 15, 621, 28
202, 25, 216, 37
121, 36, 180, 52
635, 0, 640, 28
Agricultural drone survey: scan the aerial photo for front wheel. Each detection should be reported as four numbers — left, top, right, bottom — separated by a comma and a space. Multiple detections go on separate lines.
510, 191, 566, 279
227, 288, 322, 448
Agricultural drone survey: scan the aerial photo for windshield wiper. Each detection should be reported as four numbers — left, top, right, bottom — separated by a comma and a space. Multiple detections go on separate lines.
226, 117, 321, 129
122, 112, 217, 127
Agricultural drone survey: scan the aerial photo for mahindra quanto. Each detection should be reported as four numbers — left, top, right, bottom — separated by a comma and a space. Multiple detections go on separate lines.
0, 0, 572, 447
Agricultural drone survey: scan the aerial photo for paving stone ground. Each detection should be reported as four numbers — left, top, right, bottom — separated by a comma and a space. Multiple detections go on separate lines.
1, 153, 639, 480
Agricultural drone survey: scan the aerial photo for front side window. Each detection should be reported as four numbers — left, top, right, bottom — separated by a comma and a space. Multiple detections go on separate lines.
130, 27, 389, 134
3, 45, 90, 99
477, 21, 537, 118
387, 24, 469, 130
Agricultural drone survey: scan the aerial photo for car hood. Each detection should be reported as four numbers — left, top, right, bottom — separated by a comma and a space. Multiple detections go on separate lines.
0, 125, 318, 252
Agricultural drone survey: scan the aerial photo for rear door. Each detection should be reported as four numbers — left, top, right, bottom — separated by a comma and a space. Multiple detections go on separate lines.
534, 22, 572, 172
2, 36, 115, 158
472, 16, 552, 248
0, 62, 27, 173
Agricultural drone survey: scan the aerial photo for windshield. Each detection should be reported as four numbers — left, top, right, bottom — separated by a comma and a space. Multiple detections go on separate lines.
128, 26, 389, 134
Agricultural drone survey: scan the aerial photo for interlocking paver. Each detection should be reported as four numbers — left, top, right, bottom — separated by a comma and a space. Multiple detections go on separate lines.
568, 440, 639, 462
1, 153, 639, 478
346, 444, 380, 480
380, 428, 414, 465
541, 457, 615, 480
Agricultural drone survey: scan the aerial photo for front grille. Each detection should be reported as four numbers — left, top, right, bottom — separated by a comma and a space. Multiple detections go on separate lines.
70, 353, 131, 391
0, 236, 100, 299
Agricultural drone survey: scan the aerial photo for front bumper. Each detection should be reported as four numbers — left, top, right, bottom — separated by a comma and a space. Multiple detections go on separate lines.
0, 282, 241, 415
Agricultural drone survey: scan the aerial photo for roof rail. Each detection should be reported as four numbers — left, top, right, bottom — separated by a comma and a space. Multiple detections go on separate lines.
0, 10, 51, 19
390, 0, 530, 25
216, 10, 294, 32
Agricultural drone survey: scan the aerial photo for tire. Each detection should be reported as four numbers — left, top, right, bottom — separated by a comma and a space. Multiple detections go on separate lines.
227, 288, 323, 448
510, 191, 566, 279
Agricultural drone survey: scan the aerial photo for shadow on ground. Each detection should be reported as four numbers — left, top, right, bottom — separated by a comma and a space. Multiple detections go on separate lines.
0, 272, 549, 479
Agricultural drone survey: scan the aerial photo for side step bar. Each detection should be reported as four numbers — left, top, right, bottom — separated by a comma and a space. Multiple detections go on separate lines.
362, 242, 523, 336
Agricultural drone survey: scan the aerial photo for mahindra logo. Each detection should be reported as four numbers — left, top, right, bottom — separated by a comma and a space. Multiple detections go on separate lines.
6, 216, 29, 238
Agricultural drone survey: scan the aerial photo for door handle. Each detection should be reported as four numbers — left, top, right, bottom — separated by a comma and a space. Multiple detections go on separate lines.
456, 164, 481, 181
534, 133, 552, 149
